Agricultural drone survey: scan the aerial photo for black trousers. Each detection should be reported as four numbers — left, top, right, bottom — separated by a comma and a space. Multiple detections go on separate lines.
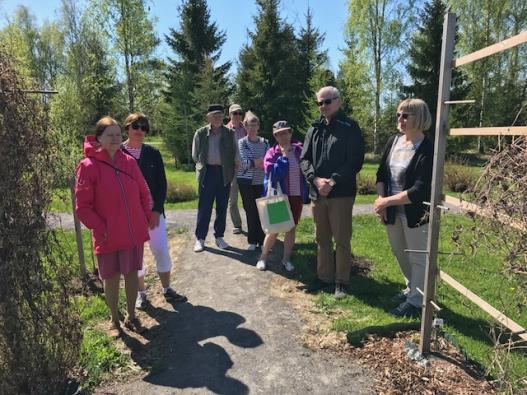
238, 182, 265, 245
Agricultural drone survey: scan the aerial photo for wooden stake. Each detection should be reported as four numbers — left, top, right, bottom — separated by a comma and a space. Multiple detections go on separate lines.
70, 177, 86, 278
419, 12, 457, 355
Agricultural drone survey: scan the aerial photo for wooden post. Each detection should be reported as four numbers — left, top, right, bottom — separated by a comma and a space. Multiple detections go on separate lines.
419, 12, 457, 354
70, 177, 87, 278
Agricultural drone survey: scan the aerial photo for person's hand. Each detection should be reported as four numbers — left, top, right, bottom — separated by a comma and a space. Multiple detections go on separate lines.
235, 162, 240, 172
374, 196, 390, 215
254, 158, 264, 168
149, 211, 161, 229
315, 177, 332, 196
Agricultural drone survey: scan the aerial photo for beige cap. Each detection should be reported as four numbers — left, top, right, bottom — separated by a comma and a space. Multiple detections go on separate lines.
229, 104, 242, 113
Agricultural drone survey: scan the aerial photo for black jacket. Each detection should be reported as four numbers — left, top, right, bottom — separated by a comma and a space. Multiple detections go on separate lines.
122, 144, 167, 215
300, 110, 365, 200
376, 133, 434, 228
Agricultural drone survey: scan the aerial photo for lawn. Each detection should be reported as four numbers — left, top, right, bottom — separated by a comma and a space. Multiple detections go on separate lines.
292, 214, 527, 387
50, 137, 483, 212
56, 230, 129, 390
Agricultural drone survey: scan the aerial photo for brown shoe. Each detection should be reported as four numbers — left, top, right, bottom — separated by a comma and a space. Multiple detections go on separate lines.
108, 320, 122, 338
124, 317, 147, 334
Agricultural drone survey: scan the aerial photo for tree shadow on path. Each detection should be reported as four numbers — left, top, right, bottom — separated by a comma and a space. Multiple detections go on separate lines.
120, 302, 263, 394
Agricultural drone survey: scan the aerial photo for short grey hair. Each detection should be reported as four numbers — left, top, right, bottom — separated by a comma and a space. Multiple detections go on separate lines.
316, 86, 340, 99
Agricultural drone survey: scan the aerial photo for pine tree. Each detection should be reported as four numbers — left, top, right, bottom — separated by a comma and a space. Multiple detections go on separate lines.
162, 0, 231, 164
297, 7, 335, 132
402, 0, 467, 145
235, 0, 304, 138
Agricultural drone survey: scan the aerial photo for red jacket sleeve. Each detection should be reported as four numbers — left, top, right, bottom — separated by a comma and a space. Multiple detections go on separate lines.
75, 160, 106, 234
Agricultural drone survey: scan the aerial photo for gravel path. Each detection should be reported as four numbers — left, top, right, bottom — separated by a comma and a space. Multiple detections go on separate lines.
91, 205, 375, 394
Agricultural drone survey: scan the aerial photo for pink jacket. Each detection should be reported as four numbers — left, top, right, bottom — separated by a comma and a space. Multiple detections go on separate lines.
75, 135, 152, 255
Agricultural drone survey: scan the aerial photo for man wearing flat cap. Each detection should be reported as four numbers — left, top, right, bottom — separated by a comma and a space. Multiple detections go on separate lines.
192, 104, 240, 252
226, 103, 246, 234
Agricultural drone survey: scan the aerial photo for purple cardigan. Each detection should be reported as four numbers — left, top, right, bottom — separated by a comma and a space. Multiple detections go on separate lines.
263, 140, 308, 200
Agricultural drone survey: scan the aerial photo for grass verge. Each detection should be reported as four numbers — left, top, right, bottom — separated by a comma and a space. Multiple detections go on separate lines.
293, 214, 527, 386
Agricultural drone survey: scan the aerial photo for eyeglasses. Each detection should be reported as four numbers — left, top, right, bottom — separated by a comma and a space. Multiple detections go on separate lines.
131, 121, 149, 132
316, 97, 339, 107
396, 112, 414, 120
231, 111, 243, 116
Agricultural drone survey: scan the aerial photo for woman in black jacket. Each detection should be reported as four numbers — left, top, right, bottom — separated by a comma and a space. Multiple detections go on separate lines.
122, 113, 187, 308
374, 98, 433, 318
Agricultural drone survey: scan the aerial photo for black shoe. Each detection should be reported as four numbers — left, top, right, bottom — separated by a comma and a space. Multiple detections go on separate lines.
335, 283, 348, 300
299, 278, 332, 294
389, 302, 421, 318
390, 291, 407, 303
164, 288, 188, 303
233, 227, 242, 234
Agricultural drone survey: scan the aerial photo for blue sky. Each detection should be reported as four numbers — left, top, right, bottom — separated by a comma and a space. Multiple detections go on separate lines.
0, 0, 349, 74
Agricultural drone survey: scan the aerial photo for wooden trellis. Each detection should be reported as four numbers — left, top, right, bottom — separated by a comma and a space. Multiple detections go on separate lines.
419, 13, 527, 354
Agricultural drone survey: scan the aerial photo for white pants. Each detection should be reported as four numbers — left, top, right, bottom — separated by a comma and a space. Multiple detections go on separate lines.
138, 214, 172, 277
386, 215, 429, 308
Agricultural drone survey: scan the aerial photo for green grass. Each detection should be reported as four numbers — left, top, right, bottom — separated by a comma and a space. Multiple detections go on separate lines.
50, 138, 480, 212
56, 230, 128, 391
293, 214, 527, 386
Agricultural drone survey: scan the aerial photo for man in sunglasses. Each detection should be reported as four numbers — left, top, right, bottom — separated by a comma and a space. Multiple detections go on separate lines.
192, 104, 240, 252
226, 104, 246, 235
300, 86, 365, 299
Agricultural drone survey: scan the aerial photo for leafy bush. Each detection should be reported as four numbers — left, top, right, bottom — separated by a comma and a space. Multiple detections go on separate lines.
357, 174, 377, 195
444, 161, 478, 193
166, 182, 197, 203
0, 48, 81, 394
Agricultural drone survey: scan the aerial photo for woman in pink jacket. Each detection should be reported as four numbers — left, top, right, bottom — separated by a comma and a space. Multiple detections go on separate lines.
75, 116, 152, 336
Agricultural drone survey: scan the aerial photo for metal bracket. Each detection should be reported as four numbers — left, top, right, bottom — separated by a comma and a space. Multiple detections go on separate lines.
423, 201, 450, 211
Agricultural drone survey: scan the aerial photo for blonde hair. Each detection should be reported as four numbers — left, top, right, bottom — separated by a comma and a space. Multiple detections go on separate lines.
398, 98, 432, 132
243, 111, 259, 126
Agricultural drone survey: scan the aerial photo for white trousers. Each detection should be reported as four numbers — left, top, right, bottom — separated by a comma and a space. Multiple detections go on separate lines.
386, 215, 429, 308
138, 214, 172, 277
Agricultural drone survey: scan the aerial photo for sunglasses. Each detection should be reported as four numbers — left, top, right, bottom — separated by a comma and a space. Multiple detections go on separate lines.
316, 97, 339, 107
232, 111, 243, 116
396, 112, 414, 120
131, 121, 149, 132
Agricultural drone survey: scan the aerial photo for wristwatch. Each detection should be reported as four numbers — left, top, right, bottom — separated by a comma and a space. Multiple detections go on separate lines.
328, 178, 336, 187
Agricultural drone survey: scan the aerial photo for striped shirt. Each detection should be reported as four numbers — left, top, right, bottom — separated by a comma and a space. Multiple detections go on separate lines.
122, 143, 142, 160
287, 150, 302, 196
237, 136, 269, 185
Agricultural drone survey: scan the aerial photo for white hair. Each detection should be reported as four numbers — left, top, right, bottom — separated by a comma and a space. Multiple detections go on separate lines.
316, 86, 340, 98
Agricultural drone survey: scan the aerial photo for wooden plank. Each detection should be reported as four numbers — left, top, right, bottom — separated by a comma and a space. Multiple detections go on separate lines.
419, 12, 457, 355
440, 271, 527, 342
450, 126, 527, 136
444, 195, 525, 231
454, 30, 527, 67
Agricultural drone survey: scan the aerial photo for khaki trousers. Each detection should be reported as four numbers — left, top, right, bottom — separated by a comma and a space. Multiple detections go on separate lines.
312, 196, 355, 285
386, 215, 429, 308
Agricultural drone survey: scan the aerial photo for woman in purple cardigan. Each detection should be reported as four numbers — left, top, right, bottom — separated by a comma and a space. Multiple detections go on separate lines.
256, 121, 308, 273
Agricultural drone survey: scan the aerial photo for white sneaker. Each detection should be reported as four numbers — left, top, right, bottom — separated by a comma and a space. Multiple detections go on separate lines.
194, 239, 205, 252
135, 292, 147, 309
256, 260, 266, 271
283, 261, 295, 272
247, 244, 257, 251
215, 237, 229, 249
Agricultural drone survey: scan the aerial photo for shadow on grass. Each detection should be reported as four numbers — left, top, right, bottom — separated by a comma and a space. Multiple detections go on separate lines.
119, 301, 263, 394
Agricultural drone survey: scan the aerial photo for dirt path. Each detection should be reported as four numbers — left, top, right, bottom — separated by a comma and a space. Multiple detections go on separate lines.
98, 210, 374, 394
